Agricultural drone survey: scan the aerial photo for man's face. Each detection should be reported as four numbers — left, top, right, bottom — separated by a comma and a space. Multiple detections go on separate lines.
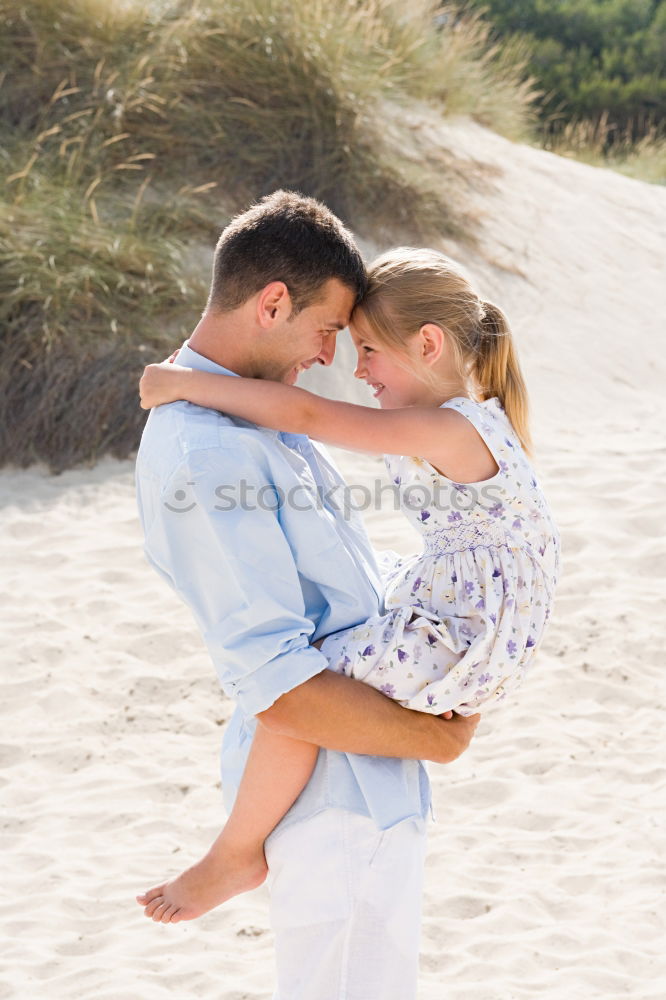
266, 278, 357, 385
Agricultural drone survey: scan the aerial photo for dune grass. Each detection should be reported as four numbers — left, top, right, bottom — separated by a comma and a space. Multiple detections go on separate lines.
545, 116, 666, 186
1, 0, 537, 469
2, 0, 537, 227
0, 180, 207, 470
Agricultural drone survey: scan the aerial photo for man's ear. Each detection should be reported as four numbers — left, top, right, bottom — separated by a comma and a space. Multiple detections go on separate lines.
257, 282, 291, 328
419, 323, 445, 365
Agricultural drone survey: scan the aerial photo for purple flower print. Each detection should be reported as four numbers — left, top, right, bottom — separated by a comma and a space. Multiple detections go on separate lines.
507, 639, 517, 656
419, 509, 431, 522
426, 693, 437, 707
475, 597, 485, 610
512, 518, 522, 530
380, 683, 396, 698
526, 635, 535, 648
489, 613, 497, 625
393, 476, 401, 486
477, 673, 492, 686
489, 503, 505, 519
448, 511, 462, 523
464, 581, 475, 595
362, 645, 375, 658
499, 460, 509, 474
492, 567, 502, 579
397, 648, 409, 664
427, 633, 438, 647
339, 655, 351, 675
410, 577, 423, 594
504, 437, 515, 449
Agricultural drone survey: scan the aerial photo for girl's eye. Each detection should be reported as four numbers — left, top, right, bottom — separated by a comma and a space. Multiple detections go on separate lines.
362, 345, 374, 353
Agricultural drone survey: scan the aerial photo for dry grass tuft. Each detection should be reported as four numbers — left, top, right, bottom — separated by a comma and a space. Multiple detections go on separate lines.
544, 114, 666, 186
0, 184, 207, 470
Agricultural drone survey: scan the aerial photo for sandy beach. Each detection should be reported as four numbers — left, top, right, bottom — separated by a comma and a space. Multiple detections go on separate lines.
2, 124, 665, 998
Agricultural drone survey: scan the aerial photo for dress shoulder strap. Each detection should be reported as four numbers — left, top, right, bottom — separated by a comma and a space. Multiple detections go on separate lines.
440, 396, 511, 462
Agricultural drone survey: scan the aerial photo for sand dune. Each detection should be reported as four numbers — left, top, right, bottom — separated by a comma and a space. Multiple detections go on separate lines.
1, 123, 665, 998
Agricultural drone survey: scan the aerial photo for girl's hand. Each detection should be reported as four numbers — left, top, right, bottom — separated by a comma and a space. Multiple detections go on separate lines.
139, 361, 191, 410
440, 711, 454, 720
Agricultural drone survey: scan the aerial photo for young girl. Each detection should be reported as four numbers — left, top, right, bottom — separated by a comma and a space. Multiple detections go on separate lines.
136, 248, 559, 924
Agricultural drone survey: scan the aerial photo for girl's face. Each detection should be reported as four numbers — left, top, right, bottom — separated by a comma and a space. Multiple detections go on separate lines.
350, 312, 431, 409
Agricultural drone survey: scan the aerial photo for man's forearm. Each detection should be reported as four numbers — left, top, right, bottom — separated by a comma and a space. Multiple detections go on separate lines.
256, 669, 479, 764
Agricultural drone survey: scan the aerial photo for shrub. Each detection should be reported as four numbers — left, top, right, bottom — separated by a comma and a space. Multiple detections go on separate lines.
465, 0, 666, 142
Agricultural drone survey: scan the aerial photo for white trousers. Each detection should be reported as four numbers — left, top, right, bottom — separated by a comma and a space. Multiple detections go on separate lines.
264, 808, 427, 1000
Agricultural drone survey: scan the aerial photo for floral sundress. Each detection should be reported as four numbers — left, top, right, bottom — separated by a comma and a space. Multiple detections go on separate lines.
319, 396, 560, 716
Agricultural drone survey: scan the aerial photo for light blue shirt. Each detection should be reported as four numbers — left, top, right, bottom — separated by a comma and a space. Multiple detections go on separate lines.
135, 341, 430, 831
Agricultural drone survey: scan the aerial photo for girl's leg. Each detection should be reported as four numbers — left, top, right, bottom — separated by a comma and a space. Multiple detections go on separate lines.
136, 725, 318, 923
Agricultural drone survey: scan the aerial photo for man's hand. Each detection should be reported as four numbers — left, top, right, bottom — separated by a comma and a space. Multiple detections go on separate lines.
431, 711, 480, 764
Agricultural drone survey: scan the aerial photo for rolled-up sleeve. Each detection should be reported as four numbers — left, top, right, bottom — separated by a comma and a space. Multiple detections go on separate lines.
141, 438, 328, 717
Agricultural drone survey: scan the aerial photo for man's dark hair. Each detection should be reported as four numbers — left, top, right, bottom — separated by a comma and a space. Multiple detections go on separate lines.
208, 190, 367, 315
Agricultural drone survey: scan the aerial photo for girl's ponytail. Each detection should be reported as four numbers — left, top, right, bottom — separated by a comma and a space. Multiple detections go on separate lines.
475, 301, 532, 455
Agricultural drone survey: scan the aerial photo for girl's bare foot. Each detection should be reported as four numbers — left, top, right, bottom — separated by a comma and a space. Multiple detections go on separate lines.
136, 840, 268, 923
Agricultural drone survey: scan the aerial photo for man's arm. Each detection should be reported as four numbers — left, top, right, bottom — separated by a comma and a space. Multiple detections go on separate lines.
258, 669, 479, 765
140, 437, 333, 718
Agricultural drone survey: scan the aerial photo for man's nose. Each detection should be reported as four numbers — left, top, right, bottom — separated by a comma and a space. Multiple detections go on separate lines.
316, 333, 337, 367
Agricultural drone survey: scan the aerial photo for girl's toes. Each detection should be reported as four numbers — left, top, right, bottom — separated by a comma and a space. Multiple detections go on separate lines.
138, 885, 164, 905
161, 904, 179, 923
144, 895, 165, 918
151, 901, 170, 922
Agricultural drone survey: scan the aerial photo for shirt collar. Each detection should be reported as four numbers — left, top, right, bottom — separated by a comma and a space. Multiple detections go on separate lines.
176, 340, 239, 378
177, 339, 306, 447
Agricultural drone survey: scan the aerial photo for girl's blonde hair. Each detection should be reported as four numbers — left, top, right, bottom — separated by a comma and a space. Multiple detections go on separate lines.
357, 247, 532, 454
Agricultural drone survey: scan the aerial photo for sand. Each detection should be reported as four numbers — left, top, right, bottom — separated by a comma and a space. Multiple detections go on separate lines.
1, 123, 665, 999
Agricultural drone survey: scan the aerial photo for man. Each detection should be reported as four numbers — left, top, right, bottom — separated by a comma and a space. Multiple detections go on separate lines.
134, 190, 479, 999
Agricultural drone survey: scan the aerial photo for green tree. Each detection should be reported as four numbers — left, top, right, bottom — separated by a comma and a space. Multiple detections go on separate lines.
465, 0, 666, 138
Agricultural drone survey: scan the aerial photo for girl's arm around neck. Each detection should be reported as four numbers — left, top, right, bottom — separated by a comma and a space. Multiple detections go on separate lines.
140, 362, 469, 462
